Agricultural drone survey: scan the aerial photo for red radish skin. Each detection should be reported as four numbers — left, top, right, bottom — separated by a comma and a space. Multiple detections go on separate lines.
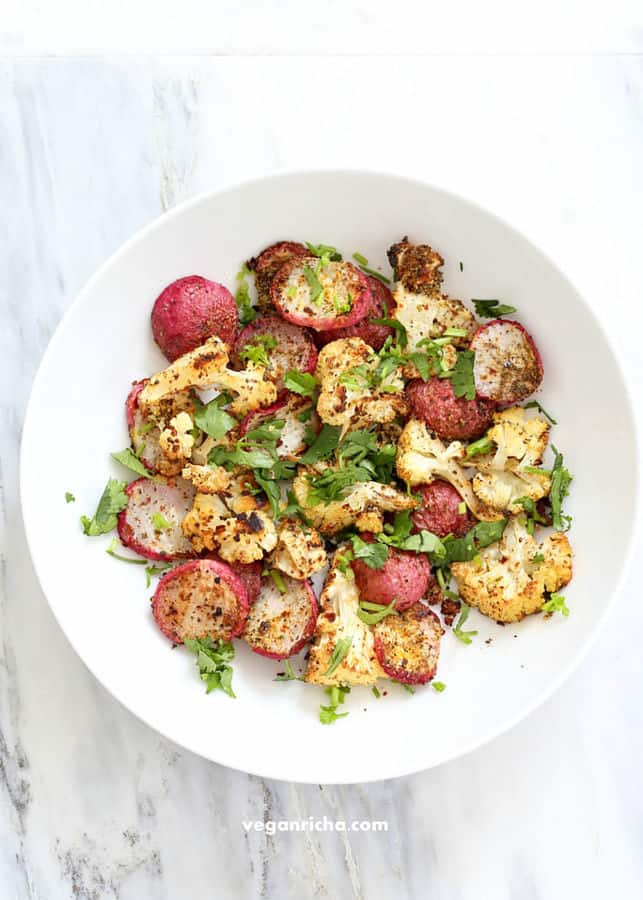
117, 477, 196, 561
471, 319, 543, 404
206, 555, 262, 605
243, 576, 318, 659
351, 534, 432, 612
152, 559, 249, 644
232, 316, 317, 392
272, 257, 372, 332
411, 481, 474, 538
248, 241, 310, 310
406, 377, 496, 441
151, 275, 238, 362
239, 395, 320, 460
315, 276, 394, 351
373, 605, 443, 685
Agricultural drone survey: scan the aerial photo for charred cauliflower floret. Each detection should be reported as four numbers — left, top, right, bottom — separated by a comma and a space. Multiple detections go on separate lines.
305, 551, 386, 686
451, 518, 573, 623
270, 520, 328, 580
387, 238, 476, 351
472, 408, 551, 514
396, 419, 501, 521
158, 411, 195, 465
181, 465, 277, 562
293, 467, 416, 535
139, 335, 277, 418
315, 337, 407, 432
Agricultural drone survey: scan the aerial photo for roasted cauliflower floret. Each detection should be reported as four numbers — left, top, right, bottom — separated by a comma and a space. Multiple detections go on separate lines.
305, 551, 387, 686
451, 519, 573, 623
315, 337, 407, 432
396, 419, 501, 521
139, 335, 277, 418
293, 467, 416, 535
270, 520, 328, 580
181, 465, 277, 561
388, 238, 476, 351
158, 411, 195, 465
472, 408, 551, 514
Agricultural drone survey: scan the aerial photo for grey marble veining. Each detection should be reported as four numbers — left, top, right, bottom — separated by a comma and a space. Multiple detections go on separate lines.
2, 57, 643, 899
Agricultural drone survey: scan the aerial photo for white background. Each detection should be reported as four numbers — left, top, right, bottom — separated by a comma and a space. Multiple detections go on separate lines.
2, 4, 643, 898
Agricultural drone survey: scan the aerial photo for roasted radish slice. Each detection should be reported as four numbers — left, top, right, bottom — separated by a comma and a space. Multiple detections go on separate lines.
272, 257, 372, 332
248, 241, 310, 310
239, 394, 319, 460
151, 275, 239, 362
243, 575, 318, 659
373, 604, 443, 685
125, 379, 194, 476
153, 559, 249, 643
351, 534, 432, 612
471, 319, 543, 404
232, 316, 317, 392
117, 477, 196, 561
315, 276, 394, 351
207, 556, 262, 605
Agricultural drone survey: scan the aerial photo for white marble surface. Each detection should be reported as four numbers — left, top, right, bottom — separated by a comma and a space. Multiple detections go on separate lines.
2, 54, 643, 899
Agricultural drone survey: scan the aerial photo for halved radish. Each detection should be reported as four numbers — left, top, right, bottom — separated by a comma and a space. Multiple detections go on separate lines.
151, 275, 238, 361
117, 477, 196, 561
471, 319, 543, 404
373, 604, 443, 685
243, 575, 318, 659
272, 257, 372, 332
248, 241, 310, 310
232, 316, 317, 392
315, 276, 394, 351
125, 379, 194, 476
152, 559, 249, 644
239, 394, 320, 460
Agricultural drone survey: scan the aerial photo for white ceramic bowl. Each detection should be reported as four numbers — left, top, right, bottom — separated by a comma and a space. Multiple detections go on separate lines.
21, 170, 639, 784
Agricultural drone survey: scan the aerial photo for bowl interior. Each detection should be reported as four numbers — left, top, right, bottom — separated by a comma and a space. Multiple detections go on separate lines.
20, 171, 638, 783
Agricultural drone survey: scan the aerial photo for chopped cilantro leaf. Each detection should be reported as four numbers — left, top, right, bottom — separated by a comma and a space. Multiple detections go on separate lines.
323, 636, 353, 677
270, 568, 287, 593
106, 537, 147, 565
472, 299, 517, 318
151, 512, 172, 531
65, 492, 75, 503
432, 681, 447, 692
450, 350, 476, 400
274, 660, 300, 681
550, 445, 573, 532
351, 535, 389, 569
304, 264, 324, 304
284, 370, 318, 399
81, 478, 128, 536
298, 425, 340, 465
371, 318, 408, 348
319, 684, 350, 724
184, 637, 236, 697
193, 396, 236, 440
305, 242, 342, 261
542, 592, 570, 617
453, 603, 478, 644
466, 435, 494, 458
111, 448, 155, 480
524, 400, 557, 426
357, 597, 398, 625
239, 334, 278, 368
531, 553, 545, 564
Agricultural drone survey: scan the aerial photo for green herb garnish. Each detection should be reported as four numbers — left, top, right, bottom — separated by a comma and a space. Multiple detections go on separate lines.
542, 592, 570, 617
106, 537, 147, 565
111, 448, 155, 480
304, 264, 324, 304
323, 636, 353, 677
193, 395, 236, 440
306, 242, 342, 261
239, 334, 278, 368
184, 637, 236, 697
432, 682, 447, 692
450, 350, 476, 400
65, 492, 75, 503
274, 660, 300, 681
270, 568, 287, 593
81, 478, 128, 536
472, 299, 517, 318
550, 445, 573, 532
524, 400, 557, 425
357, 597, 398, 625
319, 684, 350, 724
283, 370, 318, 399
453, 603, 477, 644
151, 512, 172, 531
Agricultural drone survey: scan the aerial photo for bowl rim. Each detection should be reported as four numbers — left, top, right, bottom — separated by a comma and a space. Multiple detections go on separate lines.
19, 167, 643, 783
